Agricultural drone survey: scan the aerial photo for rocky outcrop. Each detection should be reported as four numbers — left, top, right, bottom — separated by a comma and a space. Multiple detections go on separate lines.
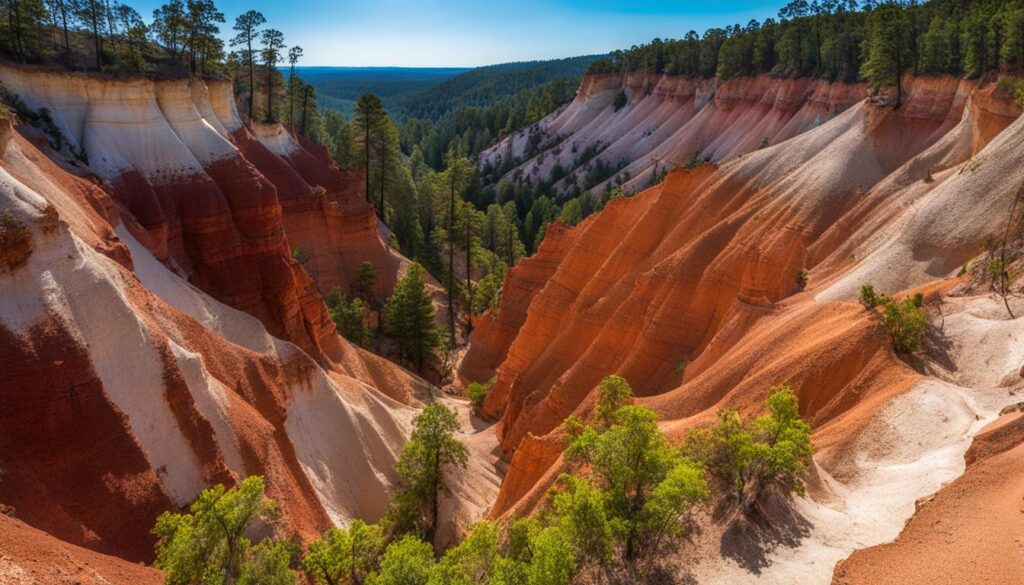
0, 65, 402, 360
0, 67, 430, 563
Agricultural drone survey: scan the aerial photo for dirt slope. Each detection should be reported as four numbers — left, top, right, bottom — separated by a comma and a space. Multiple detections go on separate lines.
832, 412, 1024, 585
0, 514, 163, 585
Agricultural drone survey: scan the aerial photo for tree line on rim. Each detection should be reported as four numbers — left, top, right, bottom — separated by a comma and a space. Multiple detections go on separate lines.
153, 377, 814, 584
590, 0, 1024, 107
0, 2, 323, 134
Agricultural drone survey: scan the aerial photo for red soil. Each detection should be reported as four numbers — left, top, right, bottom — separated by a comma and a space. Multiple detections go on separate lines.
0, 514, 163, 585
832, 413, 1024, 585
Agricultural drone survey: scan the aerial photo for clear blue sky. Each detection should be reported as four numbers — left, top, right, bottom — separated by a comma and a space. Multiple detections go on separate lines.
133, 0, 782, 67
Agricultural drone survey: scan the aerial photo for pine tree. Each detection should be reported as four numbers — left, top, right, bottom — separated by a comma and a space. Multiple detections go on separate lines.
260, 28, 285, 123
287, 45, 303, 127
354, 93, 385, 204
437, 150, 473, 344
391, 403, 468, 542
383, 263, 439, 371
231, 10, 265, 123
861, 1, 911, 106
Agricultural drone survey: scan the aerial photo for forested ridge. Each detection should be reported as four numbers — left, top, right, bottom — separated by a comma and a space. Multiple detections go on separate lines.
590, 0, 1024, 103
395, 55, 601, 121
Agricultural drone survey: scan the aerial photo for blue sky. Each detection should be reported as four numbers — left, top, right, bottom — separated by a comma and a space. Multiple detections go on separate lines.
133, 1, 782, 67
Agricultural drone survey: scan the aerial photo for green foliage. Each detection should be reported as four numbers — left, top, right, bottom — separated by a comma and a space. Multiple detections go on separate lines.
880, 296, 928, 353
367, 536, 435, 585
550, 475, 613, 565
355, 261, 377, 301
396, 56, 600, 122
591, 375, 634, 430
568, 405, 706, 562
237, 540, 298, 585
391, 403, 469, 541
524, 525, 577, 585
859, 284, 928, 353
861, 2, 911, 105
326, 288, 372, 348
612, 90, 627, 112
303, 520, 383, 585
796, 269, 809, 291
859, 283, 883, 310
153, 476, 293, 585
996, 76, 1024, 109
559, 375, 709, 575
472, 271, 503, 315
428, 521, 499, 585
685, 385, 813, 512
383, 263, 440, 371
467, 382, 489, 410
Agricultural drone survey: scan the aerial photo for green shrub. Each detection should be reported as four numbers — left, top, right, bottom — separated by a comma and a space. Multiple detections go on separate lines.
326, 288, 372, 348
859, 284, 884, 310
466, 382, 489, 410
860, 284, 927, 353
684, 385, 813, 512
612, 90, 627, 112
796, 269, 809, 291
153, 477, 296, 585
880, 297, 927, 353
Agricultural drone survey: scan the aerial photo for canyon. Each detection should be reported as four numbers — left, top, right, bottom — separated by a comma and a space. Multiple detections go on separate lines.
1, 61, 1023, 585
465, 70, 1024, 583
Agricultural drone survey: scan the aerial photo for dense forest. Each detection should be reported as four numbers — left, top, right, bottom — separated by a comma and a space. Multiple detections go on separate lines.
591, 0, 1024, 104
298, 66, 468, 116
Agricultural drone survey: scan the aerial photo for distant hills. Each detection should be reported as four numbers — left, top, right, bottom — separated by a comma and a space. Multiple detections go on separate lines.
299, 55, 604, 120
294, 66, 469, 117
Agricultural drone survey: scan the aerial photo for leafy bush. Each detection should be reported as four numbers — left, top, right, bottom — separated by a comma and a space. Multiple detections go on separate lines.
303, 520, 383, 585
326, 288, 372, 348
996, 76, 1024, 108
153, 477, 296, 585
860, 284, 927, 353
685, 386, 813, 512
859, 284, 883, 310
796, 269, 809, 291
612, 90, 627, 112
880, 297, 927, 353
466, 382, 489, 410
592, 374, 633, 429
565, 376, 708, 571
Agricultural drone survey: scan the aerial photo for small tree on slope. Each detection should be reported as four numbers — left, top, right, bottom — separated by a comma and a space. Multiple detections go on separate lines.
153, 476, 296, 585
685, 385, 814, 514
389, 402, 468, 543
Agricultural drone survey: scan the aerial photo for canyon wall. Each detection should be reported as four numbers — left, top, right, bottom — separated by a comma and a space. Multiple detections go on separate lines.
0, 67, 430, 563
464, 72, 1024, 583
0, 66, 403, 360
478, 71, 868, 197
